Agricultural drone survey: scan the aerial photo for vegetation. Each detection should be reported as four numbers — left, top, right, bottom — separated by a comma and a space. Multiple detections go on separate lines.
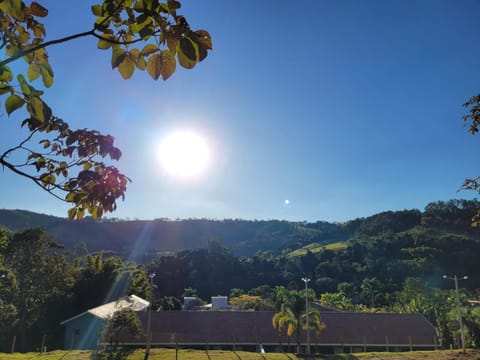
289, 242, 348, 257
1, 199, 480, 351
101, 308, 143, 359
0, 0, 211, 220
272, 288, 325, 353
1, 349, 480, 360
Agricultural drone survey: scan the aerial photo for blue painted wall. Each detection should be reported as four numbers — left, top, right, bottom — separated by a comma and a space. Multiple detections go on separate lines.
63, 313, 105, 350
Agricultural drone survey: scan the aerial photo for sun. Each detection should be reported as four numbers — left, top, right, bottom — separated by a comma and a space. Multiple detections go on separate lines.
157, 130, 211, 179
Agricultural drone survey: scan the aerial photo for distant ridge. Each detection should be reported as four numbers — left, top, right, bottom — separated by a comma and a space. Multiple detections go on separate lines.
0, 209, 337, 260
0, 209, 63, 231
0, 199, 478, 263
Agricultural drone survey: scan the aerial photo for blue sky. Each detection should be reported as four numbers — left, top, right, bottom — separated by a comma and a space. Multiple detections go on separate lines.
1, 0, 480, 222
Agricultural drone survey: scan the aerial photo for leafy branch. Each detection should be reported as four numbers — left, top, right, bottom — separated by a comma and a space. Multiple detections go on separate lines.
0, 0, 212, 219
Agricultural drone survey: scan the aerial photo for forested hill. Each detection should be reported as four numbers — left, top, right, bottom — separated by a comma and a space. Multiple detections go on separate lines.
0, 199, 479, 260
0, 209, 337, 258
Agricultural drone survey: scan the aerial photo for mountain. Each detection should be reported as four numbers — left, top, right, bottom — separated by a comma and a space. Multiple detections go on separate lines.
0, 199, 479, 262
0, 210, 339, 259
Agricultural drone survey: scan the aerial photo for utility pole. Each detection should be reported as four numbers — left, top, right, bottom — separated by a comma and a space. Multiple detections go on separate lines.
144, 272, 156, 360
302, 277, 311, 355
443, 274, 468, 353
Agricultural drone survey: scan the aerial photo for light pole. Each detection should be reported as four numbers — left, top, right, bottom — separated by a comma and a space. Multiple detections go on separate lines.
443, 274, 468, 353
144, 272, 156, 360
301, 277, 311, 355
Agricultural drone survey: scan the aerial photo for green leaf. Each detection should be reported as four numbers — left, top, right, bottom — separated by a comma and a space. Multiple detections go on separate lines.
5, 94, 24, 115
118, 56, 135, 79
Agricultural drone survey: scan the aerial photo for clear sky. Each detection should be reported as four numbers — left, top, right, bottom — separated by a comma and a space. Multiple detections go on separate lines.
1, 0, 480, 222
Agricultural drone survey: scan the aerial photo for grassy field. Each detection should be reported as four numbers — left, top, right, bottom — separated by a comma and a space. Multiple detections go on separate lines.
289, 242, 348, 257
1, 349, 479, 360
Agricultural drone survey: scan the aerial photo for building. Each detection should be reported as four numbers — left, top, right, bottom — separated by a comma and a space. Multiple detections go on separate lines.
62, 296, 438, 354
129, 309, 438, 354
60, 295, 149, 350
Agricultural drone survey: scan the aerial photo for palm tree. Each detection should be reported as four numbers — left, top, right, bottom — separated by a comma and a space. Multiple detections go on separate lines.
272, 303, 298, 349
272, 288, 325, 353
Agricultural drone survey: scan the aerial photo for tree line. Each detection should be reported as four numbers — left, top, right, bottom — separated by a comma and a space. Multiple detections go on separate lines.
1, 199, 480, 351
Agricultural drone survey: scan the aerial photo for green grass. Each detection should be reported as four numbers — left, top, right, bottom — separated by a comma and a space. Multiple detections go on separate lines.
2, 349, 479, 360
0, 349, 301, 360
289, 242, 348, 257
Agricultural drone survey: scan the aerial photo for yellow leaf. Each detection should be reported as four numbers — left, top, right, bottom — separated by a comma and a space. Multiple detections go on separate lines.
111, 47, 126, 69
91, 4, 102, 16
5, 94, 24, 115
91, 207, 103, 219
0, 84, 12, 95
67, 207, 77, 220
77, 208, 85, 220
17, 74, 31, 95
40, 66, 53, 87
177, 48, 196, 69
159, 50, 176, 80
97, 34, 113, 50
129, 49, 140, 61
118, 56, 135, 79
27, 63, 41, 81
146, 54, 162, 80
32, 23, 46, 38
0, 66, 13, 82
136, 57, 146, 71
141, 43, 158, 56
27, 96, 47, 122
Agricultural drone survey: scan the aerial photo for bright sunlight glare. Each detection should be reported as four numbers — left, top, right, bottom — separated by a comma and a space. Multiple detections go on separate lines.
157, 130, 211, 179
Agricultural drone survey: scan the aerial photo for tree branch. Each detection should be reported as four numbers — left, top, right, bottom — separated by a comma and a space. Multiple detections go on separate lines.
0, 30, 95, 68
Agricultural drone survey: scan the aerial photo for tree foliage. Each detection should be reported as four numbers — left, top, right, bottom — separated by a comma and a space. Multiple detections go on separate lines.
0, 0, 211, 219
272, 287, 324, 353
461, 95, 480, 225
101, 307, 143, 358
0, 228, 74, 351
